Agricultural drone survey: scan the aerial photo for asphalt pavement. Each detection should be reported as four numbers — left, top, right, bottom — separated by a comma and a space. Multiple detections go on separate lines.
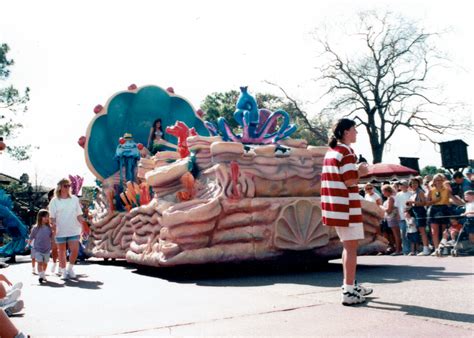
4, 253, 474, 337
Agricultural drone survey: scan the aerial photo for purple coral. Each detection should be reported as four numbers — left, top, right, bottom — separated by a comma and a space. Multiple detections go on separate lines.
69, 175, 84, 196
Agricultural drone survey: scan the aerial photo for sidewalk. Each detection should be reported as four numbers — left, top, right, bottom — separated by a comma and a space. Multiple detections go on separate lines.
5, 254, 474, 336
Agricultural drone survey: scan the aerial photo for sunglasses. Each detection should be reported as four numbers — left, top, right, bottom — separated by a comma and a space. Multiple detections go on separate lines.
366, 187, 373, 190
62, 184, 71, 188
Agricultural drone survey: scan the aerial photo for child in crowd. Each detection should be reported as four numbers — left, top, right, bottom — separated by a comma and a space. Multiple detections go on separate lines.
441, 216, 463, 244
462, 190, 474, 244
405, 209, 420, 255
29, 209, 53, 284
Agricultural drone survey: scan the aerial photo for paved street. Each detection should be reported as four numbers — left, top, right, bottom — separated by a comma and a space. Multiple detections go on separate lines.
4, 254, 474, 337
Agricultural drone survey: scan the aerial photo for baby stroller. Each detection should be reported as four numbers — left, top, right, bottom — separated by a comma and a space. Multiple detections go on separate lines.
438, 204, 473, 256
451, 216, 474, 256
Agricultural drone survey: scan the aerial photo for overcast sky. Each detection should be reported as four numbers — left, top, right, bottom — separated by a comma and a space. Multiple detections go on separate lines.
1, 0, 472, 187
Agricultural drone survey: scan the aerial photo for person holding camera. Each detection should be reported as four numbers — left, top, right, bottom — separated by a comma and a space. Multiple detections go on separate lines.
425, 174, 453, 256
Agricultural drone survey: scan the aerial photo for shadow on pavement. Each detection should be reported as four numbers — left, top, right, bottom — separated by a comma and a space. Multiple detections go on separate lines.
41, 280, 64, 288
367, 299, 474, 324
130, 252, 472, 289
63, 277, 103, 290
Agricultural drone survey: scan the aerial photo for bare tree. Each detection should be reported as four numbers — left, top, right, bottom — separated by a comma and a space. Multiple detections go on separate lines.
265, 81, 332, 145
315, 10, 469, 163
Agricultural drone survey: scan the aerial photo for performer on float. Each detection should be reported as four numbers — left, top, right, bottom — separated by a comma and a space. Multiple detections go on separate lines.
147, 118, 164, 155
321, 118, 373, 305
115, 133, 141, 185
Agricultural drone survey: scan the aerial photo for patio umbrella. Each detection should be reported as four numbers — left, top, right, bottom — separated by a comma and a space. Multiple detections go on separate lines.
359, 163, 418, 183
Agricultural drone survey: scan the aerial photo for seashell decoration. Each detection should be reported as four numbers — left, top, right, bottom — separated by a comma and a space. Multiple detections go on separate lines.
274, 200, 329, 250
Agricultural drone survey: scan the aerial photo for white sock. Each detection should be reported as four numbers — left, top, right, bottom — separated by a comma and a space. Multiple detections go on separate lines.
67, 263, 74, 271
343, 284, 355, 291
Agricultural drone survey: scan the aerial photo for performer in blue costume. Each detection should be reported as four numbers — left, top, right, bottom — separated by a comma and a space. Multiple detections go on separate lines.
115, 133, 141, 186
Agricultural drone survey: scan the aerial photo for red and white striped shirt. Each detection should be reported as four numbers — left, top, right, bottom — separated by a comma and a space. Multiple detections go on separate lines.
321, 144, 363, 228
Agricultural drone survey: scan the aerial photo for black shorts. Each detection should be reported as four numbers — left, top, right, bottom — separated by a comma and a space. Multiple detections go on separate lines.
427, 205, 450, 225
411, 206, 427, 228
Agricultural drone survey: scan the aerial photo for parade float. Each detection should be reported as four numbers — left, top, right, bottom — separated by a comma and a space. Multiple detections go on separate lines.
80, 85, 387, 267
0, 189, 29, 258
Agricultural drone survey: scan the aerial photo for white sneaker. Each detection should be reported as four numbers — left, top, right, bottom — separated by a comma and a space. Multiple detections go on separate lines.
0, 289, 21, 308
341, 286, 366, 306
4, 300, 24, 316
67, 267, 76, 279
7, 282, 23, 296
354, 281, 373, 296
39, 271, 47, 284
417, 247, 431, 256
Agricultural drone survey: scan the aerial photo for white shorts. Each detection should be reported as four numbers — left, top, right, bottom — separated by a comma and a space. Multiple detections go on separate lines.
335, 224, 364, 242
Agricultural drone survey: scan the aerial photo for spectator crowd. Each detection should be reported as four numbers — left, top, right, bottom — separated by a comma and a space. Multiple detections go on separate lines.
361, 168, 474, 256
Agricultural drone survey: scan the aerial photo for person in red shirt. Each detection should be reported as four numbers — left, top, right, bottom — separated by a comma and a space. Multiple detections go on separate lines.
321, 118, 372, 305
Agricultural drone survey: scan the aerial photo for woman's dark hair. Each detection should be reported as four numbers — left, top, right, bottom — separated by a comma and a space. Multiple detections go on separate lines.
328, 118, 356, 148
148, 118, 164, 148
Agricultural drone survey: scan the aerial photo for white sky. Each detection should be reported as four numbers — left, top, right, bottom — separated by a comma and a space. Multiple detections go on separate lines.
0, 0, 473, 188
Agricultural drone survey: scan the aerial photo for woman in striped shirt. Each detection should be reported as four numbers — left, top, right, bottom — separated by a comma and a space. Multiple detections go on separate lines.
321, 118, 372, 305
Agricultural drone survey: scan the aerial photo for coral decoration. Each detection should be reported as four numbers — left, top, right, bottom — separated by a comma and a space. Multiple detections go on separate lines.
166, 87, 175, 94
106, 189, 115, 213
128, 84, 137, 90
120, 192, 132, 212
230, 161, 242, 199
176, 172, 195, 201
137, 143, 144, 150
118, 181, 151, 212
196, 109, 205, 118
125, 181, 139, 205
166, 121, 193, 158
119, 137, 126, 145
139, 182, 151, 205
78, 136, 86, 148
93, 104, 103, 114
68, 175, 84, 196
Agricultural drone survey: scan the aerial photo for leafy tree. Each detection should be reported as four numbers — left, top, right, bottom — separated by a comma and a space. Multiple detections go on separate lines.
420, 165, 438, 176
201, 89, 331, 146
314, 11, 470, 163
0, 43, 31, 160
420, 165, 450, 177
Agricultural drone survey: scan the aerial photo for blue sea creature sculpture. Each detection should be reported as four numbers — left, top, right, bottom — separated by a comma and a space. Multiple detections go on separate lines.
0, 189, 28, 257
215, 87, 297, 144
